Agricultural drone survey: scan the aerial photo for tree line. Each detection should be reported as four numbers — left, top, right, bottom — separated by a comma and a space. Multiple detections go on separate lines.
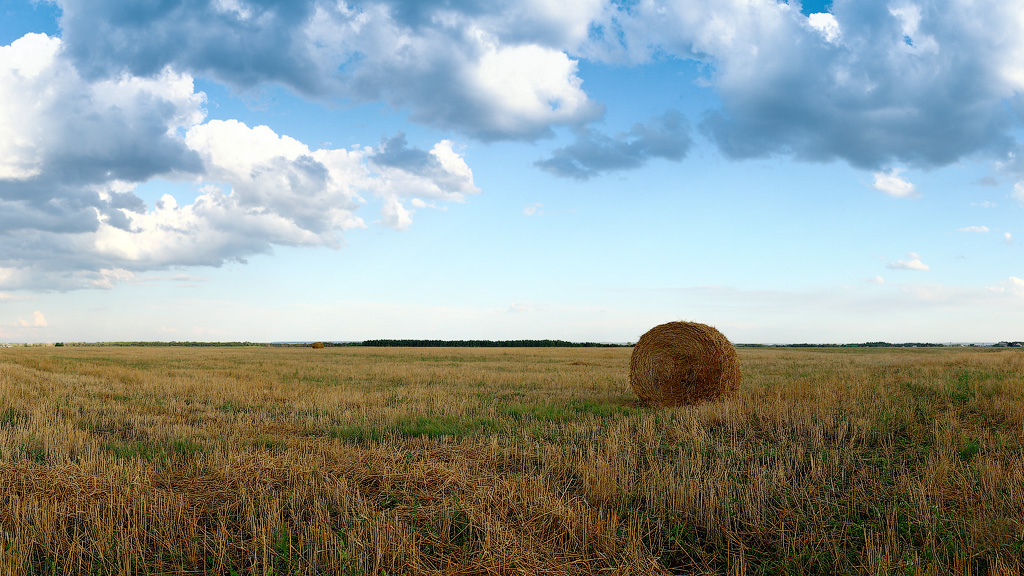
359, 339, 627, 348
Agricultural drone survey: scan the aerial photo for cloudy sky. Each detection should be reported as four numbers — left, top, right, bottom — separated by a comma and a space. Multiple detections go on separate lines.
1, 0, 1023, 344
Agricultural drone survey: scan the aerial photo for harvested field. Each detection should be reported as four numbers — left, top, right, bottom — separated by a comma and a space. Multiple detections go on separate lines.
1, 345, 1023, 574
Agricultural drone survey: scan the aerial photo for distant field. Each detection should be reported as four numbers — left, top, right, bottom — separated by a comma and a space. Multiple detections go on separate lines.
1, 346, 1022, 575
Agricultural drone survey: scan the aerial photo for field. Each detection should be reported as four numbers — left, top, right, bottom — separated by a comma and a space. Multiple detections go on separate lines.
1, 345, 1022, 575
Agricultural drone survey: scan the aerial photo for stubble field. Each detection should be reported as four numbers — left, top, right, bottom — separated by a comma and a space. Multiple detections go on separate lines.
0, 345, 1022, 575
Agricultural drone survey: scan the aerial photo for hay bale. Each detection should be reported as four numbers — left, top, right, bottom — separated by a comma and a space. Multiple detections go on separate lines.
311, 342, 325, 349
629, 321, 740, 406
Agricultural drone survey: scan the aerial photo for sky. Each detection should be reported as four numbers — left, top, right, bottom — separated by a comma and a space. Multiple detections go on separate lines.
1, 0, 1023, 344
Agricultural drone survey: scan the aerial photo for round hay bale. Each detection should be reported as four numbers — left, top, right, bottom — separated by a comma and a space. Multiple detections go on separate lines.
629, 321, 740, 406
311, 342, 325, 349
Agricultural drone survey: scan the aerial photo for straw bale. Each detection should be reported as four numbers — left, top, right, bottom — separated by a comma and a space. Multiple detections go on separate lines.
629, 321, 740, 406
311, 342, 325, 349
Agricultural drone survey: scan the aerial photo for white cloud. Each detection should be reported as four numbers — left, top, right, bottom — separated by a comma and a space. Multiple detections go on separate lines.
369, 138, 479, 206
972, 200, 996, 208
0, 292, 31, 302
468, 41, 599, 138
379, 198, 414, 231
425, 141, 479, 197
89, 269, 137, 290
14, 311, 47, 328
888, 252, 930, 271
990, 276, 1024, 297
0, 33, 203, 194
366, 135, 479, 229
872, 168, 918, 198
866, 275, 885, 284
1006, 232, 1014, 244
603, 1, 1024, 170
0, 38, 479, 289
1014, 182, 1024, 204
184, 119, 367, 244
523, 203, 544, 216
92, 120, 479, 262
509, 0, 607, 48
304, 5, 602, 140
956, 226, 990, 233
40, 0, 1024, 171
807, 13, 841, 44
60, 1, 605, 141
15, 0, 1021, 176
889, 5, 939, 54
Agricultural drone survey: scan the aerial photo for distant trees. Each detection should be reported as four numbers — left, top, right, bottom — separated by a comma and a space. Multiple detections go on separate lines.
738, 342, 973, 348
99, 341, 266, 347
360, 339, 627, 348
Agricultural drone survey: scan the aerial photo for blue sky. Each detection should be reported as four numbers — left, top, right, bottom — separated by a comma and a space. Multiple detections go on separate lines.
1, 0, 1022, 344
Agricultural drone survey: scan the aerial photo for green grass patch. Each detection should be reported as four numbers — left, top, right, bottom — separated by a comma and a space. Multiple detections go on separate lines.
328, 423, 384, 444
16, 436, 46, 464
0, 407, 30, 428
252, 436, 286, 451
958, 439, 981, 461
168, 438, 205, 459
499, 400, 634, 422
103, 440, 164, 462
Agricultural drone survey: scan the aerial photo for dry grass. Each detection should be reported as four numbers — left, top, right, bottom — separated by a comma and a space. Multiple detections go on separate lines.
1, 345, 1023, 575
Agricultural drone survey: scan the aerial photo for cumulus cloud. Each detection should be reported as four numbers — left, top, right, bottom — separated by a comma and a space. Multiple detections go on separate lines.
84, 120, 477, 270
60, 0, 327, 93
57, 0, 602, 141
369, 134, 479, 202
866, 275, 885, 284
0, 34, 204, 235
956, 226, 990, 233
14, 311, 47, 328
604, 0, 1024, 170
0, 35, 478, 290
872, 168, 918, 198
183, 120, 367, 246
379, 197, 414, 231
887, 252, 930, 271
807, 12, 841, 43
42, 0, 1024, 170
367, 134, 479, 229
535, 110, 692, 179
